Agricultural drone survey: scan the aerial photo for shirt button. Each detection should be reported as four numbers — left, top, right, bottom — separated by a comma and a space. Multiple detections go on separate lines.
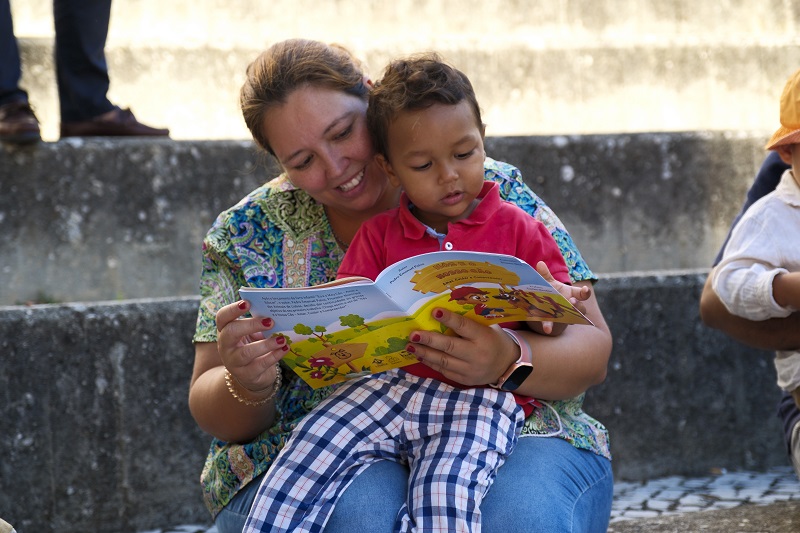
444, 242, 454, 250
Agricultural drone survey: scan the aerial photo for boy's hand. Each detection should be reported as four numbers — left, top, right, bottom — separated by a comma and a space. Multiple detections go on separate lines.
533, 261, 591, 335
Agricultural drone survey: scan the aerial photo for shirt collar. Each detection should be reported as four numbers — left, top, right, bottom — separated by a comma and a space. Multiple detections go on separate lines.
776, 169, 800, 207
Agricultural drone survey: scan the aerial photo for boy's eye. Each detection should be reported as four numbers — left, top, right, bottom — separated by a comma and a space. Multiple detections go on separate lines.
456, 149, 475, 159
411, 162, 431, 171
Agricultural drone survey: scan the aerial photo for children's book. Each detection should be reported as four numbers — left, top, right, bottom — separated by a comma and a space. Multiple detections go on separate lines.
240, 251, 593, 389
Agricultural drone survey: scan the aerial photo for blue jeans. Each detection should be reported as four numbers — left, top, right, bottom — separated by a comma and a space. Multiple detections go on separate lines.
215, 436, 613, 533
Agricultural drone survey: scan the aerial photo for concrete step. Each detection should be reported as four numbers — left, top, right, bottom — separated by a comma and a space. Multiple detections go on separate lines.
0, 132, 771, 305
0, 272, 789, 532
8, 0, 800, 140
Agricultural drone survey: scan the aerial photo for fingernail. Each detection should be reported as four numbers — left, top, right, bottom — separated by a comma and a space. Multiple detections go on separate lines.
434, 310, 444, 319
262, 318, 273, 328
411, 333, 421, 343
238, 301, 247, 310
405, 344, 416, 353
275, 334, 285, 344
281, 345, 289, 352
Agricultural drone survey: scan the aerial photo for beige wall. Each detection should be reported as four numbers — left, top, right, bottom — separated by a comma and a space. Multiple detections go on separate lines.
10, 0, 800, 141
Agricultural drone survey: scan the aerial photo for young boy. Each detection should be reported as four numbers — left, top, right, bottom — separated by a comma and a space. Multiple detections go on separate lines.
244, 54, 586, 533
711, 68, 800, 427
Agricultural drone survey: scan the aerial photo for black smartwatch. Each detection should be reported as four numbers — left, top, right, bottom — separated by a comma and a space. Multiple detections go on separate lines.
490, 328, 534, 392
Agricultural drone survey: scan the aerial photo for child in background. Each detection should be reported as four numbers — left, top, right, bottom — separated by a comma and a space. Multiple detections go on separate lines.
244, 53, 589, 533
711, 68, 800, 430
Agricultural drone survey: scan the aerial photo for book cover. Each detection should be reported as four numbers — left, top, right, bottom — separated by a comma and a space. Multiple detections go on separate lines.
240, 251, 592, 389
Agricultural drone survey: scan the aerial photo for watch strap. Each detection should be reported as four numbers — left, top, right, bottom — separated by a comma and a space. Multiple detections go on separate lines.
501, 328, 533, 364
490, 328, 534, 390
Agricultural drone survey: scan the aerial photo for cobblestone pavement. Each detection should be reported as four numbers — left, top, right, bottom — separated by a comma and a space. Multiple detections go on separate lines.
145, 467, 800, 533
610, 466, 799, 523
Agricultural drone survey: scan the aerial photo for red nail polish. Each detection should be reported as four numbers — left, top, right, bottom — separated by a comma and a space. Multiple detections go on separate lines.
281, 345, 289, 352
434, 310, 444, 319
411, 333, 421, 343
405, 344, 416, 353
262, 318, 273, 328
275, 334, 285, 344
238, 301, 247, 310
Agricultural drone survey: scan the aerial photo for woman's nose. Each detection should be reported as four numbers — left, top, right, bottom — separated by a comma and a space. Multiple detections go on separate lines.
321, 149, 348, 179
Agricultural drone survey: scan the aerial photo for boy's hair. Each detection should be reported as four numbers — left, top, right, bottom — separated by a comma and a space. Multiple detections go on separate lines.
367, 53, 483, 158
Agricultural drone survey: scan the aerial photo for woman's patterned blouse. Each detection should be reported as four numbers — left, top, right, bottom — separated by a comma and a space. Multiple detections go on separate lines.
193, 157, 612, 517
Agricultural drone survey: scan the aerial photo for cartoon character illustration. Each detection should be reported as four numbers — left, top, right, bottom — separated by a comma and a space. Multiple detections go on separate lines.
525, 290, 587, 321
493, 288, 558, 319
449, 286, 505, 319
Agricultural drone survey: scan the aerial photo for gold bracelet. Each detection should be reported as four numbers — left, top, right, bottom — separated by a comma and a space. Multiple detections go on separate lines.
224, 365, 282, 407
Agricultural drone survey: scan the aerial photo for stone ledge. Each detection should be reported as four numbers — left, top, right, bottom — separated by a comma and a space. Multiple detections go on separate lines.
0, 272, 785, 532
0, 132, 775, 305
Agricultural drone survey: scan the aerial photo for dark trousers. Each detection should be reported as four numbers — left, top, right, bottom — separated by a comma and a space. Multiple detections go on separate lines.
0, 0, 113, 121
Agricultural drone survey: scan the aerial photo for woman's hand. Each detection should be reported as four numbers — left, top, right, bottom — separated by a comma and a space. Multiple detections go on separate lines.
215, 299, 287, 392
189, 300, 288, 443
408, 278, 612, 400
406, 308, 519, 387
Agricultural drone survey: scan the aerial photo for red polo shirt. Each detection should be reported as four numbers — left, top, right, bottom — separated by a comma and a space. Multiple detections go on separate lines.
337, 181, 571, 415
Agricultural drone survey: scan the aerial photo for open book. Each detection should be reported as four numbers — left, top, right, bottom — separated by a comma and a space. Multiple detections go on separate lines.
240, 251, 593, 389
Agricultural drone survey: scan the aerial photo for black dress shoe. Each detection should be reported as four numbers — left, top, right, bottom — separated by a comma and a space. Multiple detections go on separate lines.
0, 100, 42, 145
60, 107, 169, 138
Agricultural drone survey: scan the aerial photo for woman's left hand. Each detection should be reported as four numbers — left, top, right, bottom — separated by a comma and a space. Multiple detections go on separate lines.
407, 309, 518, 386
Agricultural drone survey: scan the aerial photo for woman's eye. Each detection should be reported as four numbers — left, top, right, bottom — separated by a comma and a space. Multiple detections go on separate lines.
333, 126, 352, 140
294, 155, 313, 170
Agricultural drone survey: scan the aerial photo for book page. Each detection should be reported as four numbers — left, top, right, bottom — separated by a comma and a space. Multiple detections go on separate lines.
240, 251, 592, 389
372, 251, 592, 327
241, 282, 421, 389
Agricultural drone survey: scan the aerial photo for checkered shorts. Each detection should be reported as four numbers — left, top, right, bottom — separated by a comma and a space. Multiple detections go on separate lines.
243, 368, 524, 533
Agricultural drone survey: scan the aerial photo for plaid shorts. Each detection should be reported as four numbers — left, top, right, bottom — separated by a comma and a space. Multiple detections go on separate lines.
243, 368, 525, 533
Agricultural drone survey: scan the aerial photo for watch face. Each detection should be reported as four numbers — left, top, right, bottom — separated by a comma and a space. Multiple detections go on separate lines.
501, 364, 534, 392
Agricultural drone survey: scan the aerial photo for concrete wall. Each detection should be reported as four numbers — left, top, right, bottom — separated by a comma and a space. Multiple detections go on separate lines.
0, 273, 784, 533
8, 0, 800, 141
0, 136, 787, 531
0, 132, 772, 305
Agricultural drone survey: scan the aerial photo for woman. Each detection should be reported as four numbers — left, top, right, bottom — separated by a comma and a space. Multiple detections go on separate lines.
189, 39, 613, 533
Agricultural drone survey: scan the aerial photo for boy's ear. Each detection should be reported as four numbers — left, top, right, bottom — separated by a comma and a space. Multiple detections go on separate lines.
376, 154, 401, 188
480, 123, 486, 139
776, 145, 794, 165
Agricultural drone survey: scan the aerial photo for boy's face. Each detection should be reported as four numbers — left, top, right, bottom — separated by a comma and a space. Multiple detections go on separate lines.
777, 144, 800, 187
377, 101, 486, 233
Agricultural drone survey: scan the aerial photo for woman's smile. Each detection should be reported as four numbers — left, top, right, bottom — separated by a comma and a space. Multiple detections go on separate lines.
336, 169, 365, 193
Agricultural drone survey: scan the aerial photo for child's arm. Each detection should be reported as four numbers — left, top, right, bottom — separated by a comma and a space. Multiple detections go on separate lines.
701, 275, 800, 351
773, 272, 800, 310
527, 261, 591, 336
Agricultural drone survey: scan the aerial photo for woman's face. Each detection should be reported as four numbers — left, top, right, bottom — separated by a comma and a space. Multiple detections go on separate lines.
261, 85, 391, 215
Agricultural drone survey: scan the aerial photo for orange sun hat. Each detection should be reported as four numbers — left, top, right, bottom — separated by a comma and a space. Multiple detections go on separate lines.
766, 68, 800, 151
